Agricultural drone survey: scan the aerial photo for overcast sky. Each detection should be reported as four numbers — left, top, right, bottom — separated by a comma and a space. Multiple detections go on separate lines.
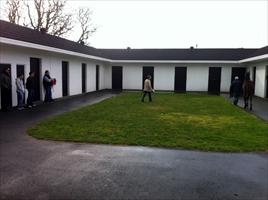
65, 0, 268, 49
0, 0, 267, 48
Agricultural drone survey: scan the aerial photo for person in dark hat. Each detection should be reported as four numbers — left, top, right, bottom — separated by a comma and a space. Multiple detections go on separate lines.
0, 67, 12, 111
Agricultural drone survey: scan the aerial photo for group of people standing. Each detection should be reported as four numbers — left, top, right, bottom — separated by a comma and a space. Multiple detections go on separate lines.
0, 68, 55, 111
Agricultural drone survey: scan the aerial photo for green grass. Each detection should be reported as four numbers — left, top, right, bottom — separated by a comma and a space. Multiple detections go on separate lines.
28, 92, 268, 152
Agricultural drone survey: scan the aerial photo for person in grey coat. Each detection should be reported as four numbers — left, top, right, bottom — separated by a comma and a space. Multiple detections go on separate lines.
16, 73, 25, 110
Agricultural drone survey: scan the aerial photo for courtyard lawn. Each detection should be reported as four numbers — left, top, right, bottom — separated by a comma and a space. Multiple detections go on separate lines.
28, 93, 268, 152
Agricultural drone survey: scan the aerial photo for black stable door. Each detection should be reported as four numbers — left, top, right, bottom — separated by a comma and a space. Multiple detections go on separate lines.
96, 65, 99, 91
143, 66, 154, 89
82, 63, 86, 93
0, 64, 12, 109
174, 67, 187, 92
30, 58, 41, 101
231, 67, 246, 83
62, 61, 69, 96
208, 67, 221, 95
112, 66, 123, 90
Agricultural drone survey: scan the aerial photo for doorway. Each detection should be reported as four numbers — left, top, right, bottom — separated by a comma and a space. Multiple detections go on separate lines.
17, 65, 25, 103
96, 65, 99, 91
62, 61, 69, 96
208, 67, 221, 95
143, 66, 154, 89
231, 67, 246, 83
82, 63, 87, 93
30, 58, 41, 101
0, 64, 12, 110
112, 66, 123, 90
174, 67, 187, 92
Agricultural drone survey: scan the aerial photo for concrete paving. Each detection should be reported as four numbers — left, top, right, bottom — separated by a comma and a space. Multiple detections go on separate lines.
0, 91, 267, 200
222, 94, 268, 122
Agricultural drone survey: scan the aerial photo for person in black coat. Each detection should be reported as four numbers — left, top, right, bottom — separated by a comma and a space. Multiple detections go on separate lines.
230, 76, 242, 106
0, 67, 12, 111
26, 71, 35, 107
43, 70, 54, 103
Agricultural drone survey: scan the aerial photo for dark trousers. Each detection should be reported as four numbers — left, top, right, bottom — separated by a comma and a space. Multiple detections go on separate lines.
27, 89, 34, 106
17, 91, 25, 108
44, 86, 52, 102
1, 87, 12, 111
141, 91, 152, 102
233, 94, 239, 106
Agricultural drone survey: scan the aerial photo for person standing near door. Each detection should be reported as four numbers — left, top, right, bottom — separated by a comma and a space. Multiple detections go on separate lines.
43, 70, 54, 103
0, 67, 12, 111
26, 71, 35, 108
16, 73, 25, 110
230, 76, 242, 106
141, 75, 154, 102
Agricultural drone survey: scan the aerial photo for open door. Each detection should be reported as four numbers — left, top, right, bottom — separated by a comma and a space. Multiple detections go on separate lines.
30, 58, 41, 101
231, 67, 246, 83
17, 65, 25, 103
174, 67, 187, 92
208, 67, 221, 95
0, 64, 12, 110
62, 61, 69, 96
143, 66, 154, 89
96, 65, 99, 91
112, 66, 123, 90
82, 63, 87, 93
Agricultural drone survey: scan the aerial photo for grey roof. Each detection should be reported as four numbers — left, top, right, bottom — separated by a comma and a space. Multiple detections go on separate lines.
0, 20, 267, 61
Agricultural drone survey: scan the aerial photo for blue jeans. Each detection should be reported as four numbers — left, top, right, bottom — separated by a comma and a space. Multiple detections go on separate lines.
17, 91, 24, 108
27, 89, 34, 106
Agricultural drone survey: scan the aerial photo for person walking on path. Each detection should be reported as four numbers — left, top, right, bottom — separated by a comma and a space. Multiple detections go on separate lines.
141, 75, 154, 102
230, 76, 242, 106
16, 73, 25, 110
26, 71, 35, 108
43, 70, 54, 103
0, 67, 12, 111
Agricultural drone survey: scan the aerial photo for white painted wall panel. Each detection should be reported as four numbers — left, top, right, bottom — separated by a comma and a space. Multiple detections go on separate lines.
122, 64, 143, 90
186, 65, 209, 91
154, 65, 174, 90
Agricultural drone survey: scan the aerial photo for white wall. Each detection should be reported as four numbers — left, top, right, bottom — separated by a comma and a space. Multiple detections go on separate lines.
186, 65, 209, 91
0, 44, 107, 108
246, 61, 268, 98
154, 65, 175, 91
122, 64, 143, 90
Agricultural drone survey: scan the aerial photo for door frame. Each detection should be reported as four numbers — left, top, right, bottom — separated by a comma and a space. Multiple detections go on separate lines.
82, 63, 87, 93
62, 61, 69, 97
30, 57, 41, 102
142, 66, 154, 89
174, 66, 187, 93
112, 66, 123, 90
208, 67, 222, 95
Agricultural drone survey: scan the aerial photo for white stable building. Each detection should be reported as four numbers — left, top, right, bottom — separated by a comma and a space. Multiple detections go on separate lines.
0, 20, 268, 109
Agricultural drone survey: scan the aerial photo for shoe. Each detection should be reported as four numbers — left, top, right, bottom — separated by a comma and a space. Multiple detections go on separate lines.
28, 105, 32, 108
18, 107, 24, 110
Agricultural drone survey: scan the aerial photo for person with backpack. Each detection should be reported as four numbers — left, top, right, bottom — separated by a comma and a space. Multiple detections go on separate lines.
26, 71, 35, 108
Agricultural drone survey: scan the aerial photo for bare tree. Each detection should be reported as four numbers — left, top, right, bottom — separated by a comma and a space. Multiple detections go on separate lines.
3, 0, 97, 41
77, 8, 97, 44
24, 0, 73, 37
6, 0, 21, 24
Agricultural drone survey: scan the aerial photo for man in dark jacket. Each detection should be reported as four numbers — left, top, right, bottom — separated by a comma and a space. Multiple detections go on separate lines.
0, 67, 12, 111
26, 71, 35, 108
43, 70, 53, 103
230, 76, 242, 106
